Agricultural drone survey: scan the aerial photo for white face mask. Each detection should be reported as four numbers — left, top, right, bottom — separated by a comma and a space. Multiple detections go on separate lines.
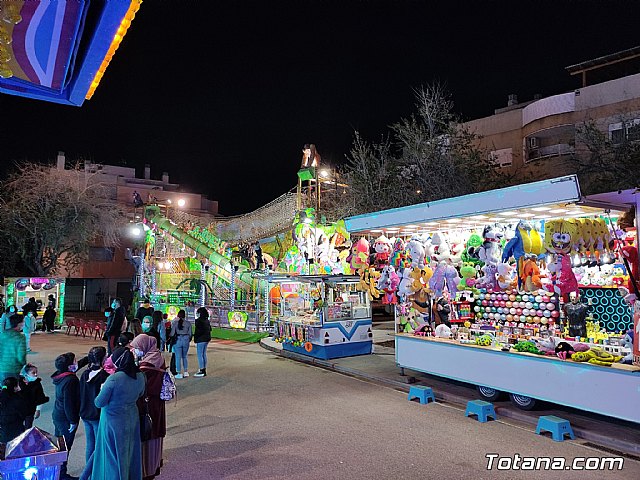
104, 311, 111, 318
134, 348, 144, 358
68, 364, 78, 373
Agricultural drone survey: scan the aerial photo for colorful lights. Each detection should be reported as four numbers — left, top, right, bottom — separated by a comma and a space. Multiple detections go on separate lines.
85, 0, 142, 100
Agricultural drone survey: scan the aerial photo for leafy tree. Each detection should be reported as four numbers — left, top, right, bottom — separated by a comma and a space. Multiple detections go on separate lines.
338, 83, 509, 216
573, 118, 640, 194
0, 162, 124, 276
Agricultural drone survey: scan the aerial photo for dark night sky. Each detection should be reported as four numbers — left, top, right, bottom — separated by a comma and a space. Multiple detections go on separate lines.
1, 0, 639, 215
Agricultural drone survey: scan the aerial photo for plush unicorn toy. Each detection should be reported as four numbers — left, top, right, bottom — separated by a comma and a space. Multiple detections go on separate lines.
376, 265, 400, 305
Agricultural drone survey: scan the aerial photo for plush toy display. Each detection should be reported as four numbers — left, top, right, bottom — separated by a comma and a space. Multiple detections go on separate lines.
475, 263, 499, 291
544, 219, 580, 296
429, 263, 460, 297
429, 232, 452, 264
620, 243, 638, 304
520, 256, 544, 291
397, 267, 417, 300
410, 267, 434, 294
502, 221, 544, 286
496, 262, 517, 290
458, 262, 478, 291
462, 233, 484, 265
373, 235, 392, 266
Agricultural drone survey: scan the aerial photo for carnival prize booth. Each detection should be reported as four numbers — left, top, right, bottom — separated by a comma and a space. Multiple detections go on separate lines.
4, 277, 65, 325
344, 175, 640, 423
270, 274, 373, 359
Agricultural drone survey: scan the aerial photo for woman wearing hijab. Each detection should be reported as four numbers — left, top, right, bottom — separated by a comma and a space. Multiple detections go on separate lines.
89, 347, 145, 480
130, 334, 167, 480
141, 315, 161, 349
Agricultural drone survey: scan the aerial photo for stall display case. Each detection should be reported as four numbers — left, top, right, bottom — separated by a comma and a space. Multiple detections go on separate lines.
272, 275, 373, 359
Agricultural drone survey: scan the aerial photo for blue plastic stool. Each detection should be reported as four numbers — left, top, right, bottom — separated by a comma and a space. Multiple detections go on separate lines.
407, 386, 435, 405
536, 415, 575, 442
465, 400, 497, 422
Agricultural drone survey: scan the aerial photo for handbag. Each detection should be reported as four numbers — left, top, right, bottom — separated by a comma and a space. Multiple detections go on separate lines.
140, 395, 153, 441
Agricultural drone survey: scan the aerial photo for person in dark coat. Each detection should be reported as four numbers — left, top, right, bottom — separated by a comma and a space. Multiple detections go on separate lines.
22, 297, 39, 319
79, 347, 109, 463
131, 334, 167, 479
52, 352, 88, 480
0, 314, 26, 383
135, 299, 154, 324
43, 305, 56, 333
19, 363, 49, 429
193, 307, 211, 377
104, 298, 126, 355
89, 348, 145, 480
0, 377, 29, 443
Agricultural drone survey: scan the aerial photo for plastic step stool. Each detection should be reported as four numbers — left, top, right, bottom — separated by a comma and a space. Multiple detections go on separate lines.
407, 386, 435, 405
465, 400, 497, 422
536, 415, 575, 442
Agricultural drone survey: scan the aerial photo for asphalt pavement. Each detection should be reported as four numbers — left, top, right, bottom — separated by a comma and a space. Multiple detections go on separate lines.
20, 330, 640, 479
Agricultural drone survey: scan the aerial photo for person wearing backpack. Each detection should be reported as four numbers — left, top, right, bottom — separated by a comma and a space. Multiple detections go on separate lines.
131, 334, 168, 479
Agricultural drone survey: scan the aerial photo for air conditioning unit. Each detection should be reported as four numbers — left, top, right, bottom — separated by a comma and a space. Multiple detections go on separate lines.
528, 137, 539, 149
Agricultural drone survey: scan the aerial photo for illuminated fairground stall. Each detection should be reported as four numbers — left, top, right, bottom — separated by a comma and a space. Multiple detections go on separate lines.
3, 277, 65, 325
0, 0, 142, 106
344, 175, 640, 423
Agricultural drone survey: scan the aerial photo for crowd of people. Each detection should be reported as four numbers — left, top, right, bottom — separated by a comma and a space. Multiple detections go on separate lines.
0, 295, 212, 480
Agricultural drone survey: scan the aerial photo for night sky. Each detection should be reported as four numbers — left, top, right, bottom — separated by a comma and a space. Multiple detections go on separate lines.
1, 0, 639, 215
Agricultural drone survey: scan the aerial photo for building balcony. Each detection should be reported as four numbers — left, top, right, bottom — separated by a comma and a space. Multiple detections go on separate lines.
526, 143, 575, 162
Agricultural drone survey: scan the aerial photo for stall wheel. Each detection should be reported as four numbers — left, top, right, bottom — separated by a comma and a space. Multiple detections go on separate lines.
476, 385, 502, 402
509, 393, 537, 410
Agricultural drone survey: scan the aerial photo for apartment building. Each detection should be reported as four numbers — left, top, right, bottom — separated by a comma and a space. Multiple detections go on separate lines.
464, 46, 640, 181
55, 153, 219, 311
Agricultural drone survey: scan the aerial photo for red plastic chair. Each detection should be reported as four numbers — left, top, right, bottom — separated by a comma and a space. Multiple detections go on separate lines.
65, 318, 75, 335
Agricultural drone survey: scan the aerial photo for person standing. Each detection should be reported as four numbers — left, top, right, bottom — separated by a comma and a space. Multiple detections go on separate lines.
43, 305, 56, 333
23, 310, 36, 352
131, 334, 167, 480
142, 315, 161, 349
0, 314, 27, 383
89, 347, 145, 480
0, 293, 5, 315
79, 347, 109, 465
135, 298, 154, 323
104, 298, 126, 355
193, 307, 211, 377
52, 352, 84, 480
0, 377, 29, 443
170, 310, 192, 379
19, 363, 49, 429
0, 305, 18, 333
22, 296, 39, 320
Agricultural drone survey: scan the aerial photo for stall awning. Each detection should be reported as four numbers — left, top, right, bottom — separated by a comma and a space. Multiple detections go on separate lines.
344, 175, 629, 237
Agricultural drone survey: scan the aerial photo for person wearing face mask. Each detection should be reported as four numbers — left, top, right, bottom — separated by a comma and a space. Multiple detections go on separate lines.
52, 351, 88, 480
0, 377, 29, 443
23, 310, 36, 353
79, 347, 110, 465
43, 304, 57, 333
170, 310, 192, 379
19, 363, 49, 429
0, 314, 27, 383
130, 334, 167, 480
104, 298, 126, 355
142, 315, 161, 348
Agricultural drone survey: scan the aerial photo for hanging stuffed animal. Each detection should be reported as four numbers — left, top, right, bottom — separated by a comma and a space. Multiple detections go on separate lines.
410, 267, 434, 294
462, 233, 484, 266
373, 235, 393, 267
397, 267, 417, 300
406, 238, 426, 268
502, 221, 543, 286
619, 243, 638, 304
520, 256, 544, 291
390, 237, 409, 269
477, 224, 505, 266
476, 263, 499, 291
497, 262, 517, 290
347, 238, 370, 270
376, 264, 400, 305
457, 262, 478, 291
544, 219, 580, 297
429, 232, 452, 264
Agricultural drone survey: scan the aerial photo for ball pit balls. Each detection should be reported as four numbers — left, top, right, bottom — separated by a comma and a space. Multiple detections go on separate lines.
488, 313, 495, 320
535, 295, 543, 303
522, 294, 529, 302
509, 294, 516, 301
551, 310, 560, 318
482, 300, 488, 306
546, 302, 555, 310
542, 296, 549, 302
516, 295, 522, 301
516, 308, 522, 315
521, 308, 528, 316
532, 302, 539, 310
478, 294, 485, 300
509, 308, 516, 315
474, 306, 480, 313
543, 310, 551, 318
540, 317, 549, 324
534, 316, 541, 324
506, 314, 513, 322
550, 296, 558, 303
505, 301, 512, 308
499, 300, 506, 308
483, 313, 488, 319
525, 301, 532, 309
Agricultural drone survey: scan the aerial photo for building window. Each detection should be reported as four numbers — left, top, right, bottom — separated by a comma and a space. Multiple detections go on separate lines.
609, 119, 640, 143
89, 247, 115, 262
489, 148, 513, 168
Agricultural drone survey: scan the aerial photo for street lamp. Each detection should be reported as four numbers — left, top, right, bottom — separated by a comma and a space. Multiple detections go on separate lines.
130, 226, 142, 237
177, 198, 186, 207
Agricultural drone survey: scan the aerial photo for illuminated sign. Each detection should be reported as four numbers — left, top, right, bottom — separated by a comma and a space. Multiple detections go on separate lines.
227, 311, 248, 329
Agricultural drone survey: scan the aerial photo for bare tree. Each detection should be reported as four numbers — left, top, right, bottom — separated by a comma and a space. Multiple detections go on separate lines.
0, 162, 124, 276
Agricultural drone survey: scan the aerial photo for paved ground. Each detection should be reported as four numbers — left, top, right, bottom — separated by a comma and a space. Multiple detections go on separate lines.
23, 331, 640, 479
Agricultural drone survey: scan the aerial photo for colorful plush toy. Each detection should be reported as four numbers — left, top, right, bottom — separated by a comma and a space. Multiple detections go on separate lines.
407, 238, 426, 268
571, 347, 622, 366
502, 221, 544, 286
397, 267, 417, 300
429, 263, 460, 297
476, 264, 499, 291
376, 264, 400, 305
348, 238, 370, 270
462, 233, 484, 266
458, 262, 478, 291
497, 262, 517, 290
521, 256, 544, 291
619, 243, 638, 304
390, 237, 408, 269
544, 219, 580, 297
410, 267, 434, 293
429, 232, 452, 264
477, 224, 505, 266
373, 235, 392, 266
